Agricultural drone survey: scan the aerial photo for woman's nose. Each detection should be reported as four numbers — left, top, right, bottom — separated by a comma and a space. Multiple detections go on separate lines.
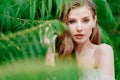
76, 22, 83, 32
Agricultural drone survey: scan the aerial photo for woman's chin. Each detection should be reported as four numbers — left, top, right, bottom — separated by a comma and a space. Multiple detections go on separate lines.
74, 39, 85, 44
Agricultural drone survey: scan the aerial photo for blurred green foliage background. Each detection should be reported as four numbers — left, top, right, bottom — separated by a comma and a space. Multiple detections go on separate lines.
0, 0, 120, 80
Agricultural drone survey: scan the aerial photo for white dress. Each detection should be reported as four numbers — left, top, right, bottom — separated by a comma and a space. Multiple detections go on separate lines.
79, 69, 115, 80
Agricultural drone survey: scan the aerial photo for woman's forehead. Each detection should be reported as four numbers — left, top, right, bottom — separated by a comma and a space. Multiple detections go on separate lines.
68, 6, 93, 18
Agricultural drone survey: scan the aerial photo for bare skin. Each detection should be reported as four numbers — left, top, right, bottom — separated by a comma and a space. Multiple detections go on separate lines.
75, 40, 114, 78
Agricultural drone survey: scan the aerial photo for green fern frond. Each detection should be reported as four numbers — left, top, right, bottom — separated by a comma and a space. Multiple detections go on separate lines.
0, 20, 68, 64
0, 59, 79, 80
93, 0, 117, 31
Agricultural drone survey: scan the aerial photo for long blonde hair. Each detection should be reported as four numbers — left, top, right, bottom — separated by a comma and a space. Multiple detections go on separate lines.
56, 0, 101, 56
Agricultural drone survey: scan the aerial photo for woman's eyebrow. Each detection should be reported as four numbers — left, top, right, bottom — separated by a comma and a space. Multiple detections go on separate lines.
69, 15, 91, 19
82, 16, 91, 19
68, 18, 76, 20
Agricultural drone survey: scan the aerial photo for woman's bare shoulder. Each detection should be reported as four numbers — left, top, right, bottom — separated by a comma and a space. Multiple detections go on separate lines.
95, 43, 113, 55
95, 43, 115, 77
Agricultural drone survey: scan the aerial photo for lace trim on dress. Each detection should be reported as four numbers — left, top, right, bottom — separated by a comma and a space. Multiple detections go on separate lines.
79, 69, 115, 80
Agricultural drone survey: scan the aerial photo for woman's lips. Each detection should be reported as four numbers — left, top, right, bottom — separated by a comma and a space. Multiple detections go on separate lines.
75, 34, 84, 39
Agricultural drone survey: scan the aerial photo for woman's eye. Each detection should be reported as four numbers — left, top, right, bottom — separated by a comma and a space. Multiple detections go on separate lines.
68, 20, 76, 24
83, 19, 90, 23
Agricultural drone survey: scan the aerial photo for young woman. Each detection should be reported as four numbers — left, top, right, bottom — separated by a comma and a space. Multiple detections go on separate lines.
45, 0, 115, 80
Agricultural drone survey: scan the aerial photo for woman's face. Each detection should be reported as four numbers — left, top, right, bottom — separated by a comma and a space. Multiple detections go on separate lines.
68, 5, 96, 44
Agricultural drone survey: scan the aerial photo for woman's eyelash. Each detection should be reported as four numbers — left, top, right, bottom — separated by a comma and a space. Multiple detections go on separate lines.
68, 19, 90, 24
83, 19, 90, 23
68, 20, 76, 24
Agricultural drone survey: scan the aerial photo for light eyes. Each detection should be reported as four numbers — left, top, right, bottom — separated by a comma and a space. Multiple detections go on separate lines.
83, 19, 90, 23
68, 20, 76, 24
68, 19, 90, 24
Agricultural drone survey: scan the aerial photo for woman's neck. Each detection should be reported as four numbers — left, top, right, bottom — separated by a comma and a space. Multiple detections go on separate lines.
75, 40, 95, 55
